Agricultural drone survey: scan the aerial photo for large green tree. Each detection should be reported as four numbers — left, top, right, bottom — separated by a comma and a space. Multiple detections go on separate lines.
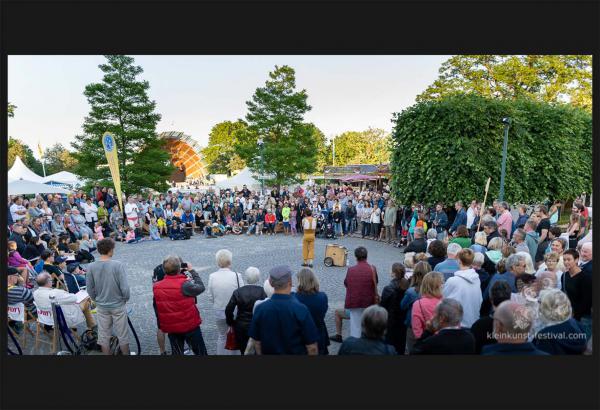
235, 65, 318, 186
202, 120, 247, 176
390, 94, 592, 204
43, 143, 79, 174
331, 128, 390, 166
8, 137, 44, 175
71, 55, 174, 194
417, 55, 592, 112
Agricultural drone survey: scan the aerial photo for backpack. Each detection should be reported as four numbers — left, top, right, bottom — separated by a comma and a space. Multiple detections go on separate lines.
76, 249, 95, 263
81, 329, 101, 351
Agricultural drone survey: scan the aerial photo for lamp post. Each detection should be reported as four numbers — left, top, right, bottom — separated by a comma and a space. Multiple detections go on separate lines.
257, 138, 264, 195
499, 117, 511, 202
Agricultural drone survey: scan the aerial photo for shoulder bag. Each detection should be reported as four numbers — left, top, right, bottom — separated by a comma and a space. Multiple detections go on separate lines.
225, 272, 241, 351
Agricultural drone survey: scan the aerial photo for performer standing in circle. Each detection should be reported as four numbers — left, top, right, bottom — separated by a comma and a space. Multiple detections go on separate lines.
124, 196, 140, 229
302, 209, 317, 268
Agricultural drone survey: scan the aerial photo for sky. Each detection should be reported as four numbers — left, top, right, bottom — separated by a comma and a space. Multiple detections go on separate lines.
8, 55, 450, 156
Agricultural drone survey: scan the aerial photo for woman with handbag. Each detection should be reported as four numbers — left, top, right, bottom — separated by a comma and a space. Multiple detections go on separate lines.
208, 249, 245, 355
224, 267, 267, 355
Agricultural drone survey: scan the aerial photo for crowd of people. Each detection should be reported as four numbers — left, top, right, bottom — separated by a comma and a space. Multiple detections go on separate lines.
6, 182, 594, 355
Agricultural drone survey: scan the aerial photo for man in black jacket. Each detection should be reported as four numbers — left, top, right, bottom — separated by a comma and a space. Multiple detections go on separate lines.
9, 224, 27, 255
471, 281, 512, 353
344, 200, 357, 234
411, 298, 476, 355
404, 227, 427, 254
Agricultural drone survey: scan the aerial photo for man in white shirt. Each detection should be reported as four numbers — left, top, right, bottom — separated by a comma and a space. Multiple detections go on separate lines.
466, 200, 478, 232
33, 272, 96, 330
207, 249, 244, 355
124, 196, 140, 229
10, 197, 28, 222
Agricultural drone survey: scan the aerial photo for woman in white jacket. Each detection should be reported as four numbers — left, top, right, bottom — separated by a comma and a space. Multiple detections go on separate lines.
207, 249, 244, 355
442, 248, 482, 328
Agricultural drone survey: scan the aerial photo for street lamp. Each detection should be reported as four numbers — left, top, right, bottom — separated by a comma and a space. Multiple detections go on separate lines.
257, 138, 264, 195
499, 117, 511, 202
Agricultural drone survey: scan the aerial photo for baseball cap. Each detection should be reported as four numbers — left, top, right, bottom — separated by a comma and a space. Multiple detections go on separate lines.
54, 256, 67, 264
269, 265, 292, 281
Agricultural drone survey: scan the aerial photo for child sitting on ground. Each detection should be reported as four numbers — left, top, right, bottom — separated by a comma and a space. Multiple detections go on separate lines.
149, 218, 161, 241
79, 233, 97, 253
112, 225, 127, 242
125, 226, 140, 244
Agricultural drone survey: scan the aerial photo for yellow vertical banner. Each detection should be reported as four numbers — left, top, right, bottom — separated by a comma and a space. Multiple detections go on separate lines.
101, 132, 124, 213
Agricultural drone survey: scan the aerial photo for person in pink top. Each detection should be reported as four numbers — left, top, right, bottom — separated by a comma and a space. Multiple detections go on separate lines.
411, 271, 444, 339
496, 201, 513, 239
95, 221, 105, 240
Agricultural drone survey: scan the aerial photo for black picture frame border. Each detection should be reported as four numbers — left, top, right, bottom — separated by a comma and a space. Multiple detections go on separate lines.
1, 1, 599, 410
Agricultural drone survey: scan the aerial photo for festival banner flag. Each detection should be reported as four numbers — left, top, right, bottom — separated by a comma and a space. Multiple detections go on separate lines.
101, 132, 124, 212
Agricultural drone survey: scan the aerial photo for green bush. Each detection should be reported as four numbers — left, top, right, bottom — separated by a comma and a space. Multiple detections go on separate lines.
389, 94, 592, 205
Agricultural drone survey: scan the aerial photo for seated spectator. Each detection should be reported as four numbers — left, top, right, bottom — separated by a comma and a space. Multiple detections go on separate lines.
225, 267, 268, 355
482, 301, 548, 355
181, 209, 195, 236
7, 268, 36, 334
471, 281, 512, 353
33, 272, 96, 331
338, 305, 397, 355
411, 298, 476, 355
482, 237, 504, 276
22, 236, 43, 263
64, 264, 87, 293
533, 289, 587, 355
169, 220, 189, 241
433, 242, 461, 281
265, 209, 277, 235
79, 233, 97, 253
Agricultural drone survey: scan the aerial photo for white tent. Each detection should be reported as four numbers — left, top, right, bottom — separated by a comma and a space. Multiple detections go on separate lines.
8, 179, 71, 195
8, 156, 45, 183
43, 171, 83, 187
215, 168, 261, 190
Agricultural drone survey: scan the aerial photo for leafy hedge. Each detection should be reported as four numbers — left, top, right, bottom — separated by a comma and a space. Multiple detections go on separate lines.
389, 94, 592, 205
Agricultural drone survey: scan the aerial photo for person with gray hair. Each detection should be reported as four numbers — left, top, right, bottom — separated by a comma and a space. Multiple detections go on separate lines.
483, 219, 501, 246
482, 301, 548, 355
411, 298, 476, 355
338, 305, 397, 355
433, 242, 462, 281
404, 227, 427, 254
532, 289, 587, 355
511, 228, 530, 254
153, 255, 207, 355
248, 265, 319, 355
225, 267, 268, 355
208, 249, 244, 355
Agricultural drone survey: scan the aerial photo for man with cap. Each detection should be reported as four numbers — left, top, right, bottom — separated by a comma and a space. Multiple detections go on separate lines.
248, 265, 319, 355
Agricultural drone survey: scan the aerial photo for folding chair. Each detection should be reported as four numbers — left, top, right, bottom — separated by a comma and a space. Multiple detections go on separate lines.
33, 302, 58, 354
7, 303, 35, 348
51, 272, 68, 292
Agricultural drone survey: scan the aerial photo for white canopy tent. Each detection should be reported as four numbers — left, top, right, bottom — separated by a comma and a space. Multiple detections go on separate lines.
43, 171, 84, 187
8, 156, 45, 183
8, 179, 71, 196
215, 168, 261, 190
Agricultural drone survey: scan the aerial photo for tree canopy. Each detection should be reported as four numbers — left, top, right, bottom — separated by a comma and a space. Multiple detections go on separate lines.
71, 55, 174, 195
8, 137, 44, 175
235, 65, 318, 186
331, 128, 390, 167
201, 120, 247, 176
8, 102, 17, 118
390, 94, 592, 205
43, 143, 79, 174
417, 55, 592, 112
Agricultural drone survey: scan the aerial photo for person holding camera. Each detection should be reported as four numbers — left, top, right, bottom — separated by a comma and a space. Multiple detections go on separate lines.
153, 255, 207, 355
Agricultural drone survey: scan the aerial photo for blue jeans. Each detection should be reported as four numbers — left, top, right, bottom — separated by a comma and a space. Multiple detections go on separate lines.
334, 222, 342, 235
345, 217, 356, 233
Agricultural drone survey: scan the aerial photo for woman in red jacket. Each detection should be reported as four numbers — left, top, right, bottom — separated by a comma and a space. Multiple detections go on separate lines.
153, 256, 207, 355
265, 209, 277, 235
